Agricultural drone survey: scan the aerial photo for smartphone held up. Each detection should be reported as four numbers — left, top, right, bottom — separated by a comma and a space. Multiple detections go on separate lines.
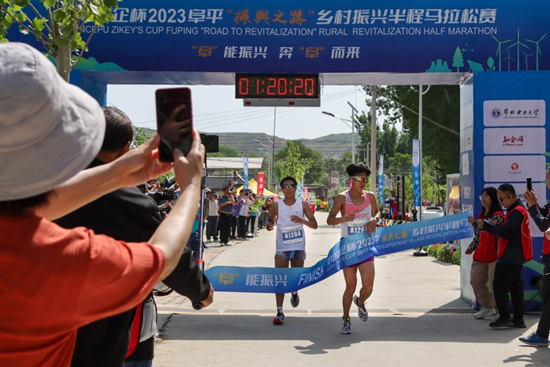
156, 87, 193, 161
526, 177, 532, 191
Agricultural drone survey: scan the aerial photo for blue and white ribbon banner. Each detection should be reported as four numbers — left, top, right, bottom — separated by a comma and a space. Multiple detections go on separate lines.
206, 212, 472, 293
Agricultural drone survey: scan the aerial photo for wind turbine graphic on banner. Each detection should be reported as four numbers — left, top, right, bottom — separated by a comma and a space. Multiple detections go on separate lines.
507, 28, 530, 71
491, 34, 512, 71
525, 33, 548, 71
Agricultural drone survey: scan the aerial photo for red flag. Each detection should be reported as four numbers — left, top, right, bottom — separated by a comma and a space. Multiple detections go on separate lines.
257, 172, 265, 195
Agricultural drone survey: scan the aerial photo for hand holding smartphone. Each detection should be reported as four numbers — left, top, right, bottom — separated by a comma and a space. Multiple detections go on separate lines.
156, 87, 193, 162
526, 177, 532, 191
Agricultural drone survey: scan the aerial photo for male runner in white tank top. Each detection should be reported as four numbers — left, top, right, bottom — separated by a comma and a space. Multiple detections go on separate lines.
266, 176, 318, 325
327, 163, 380, 334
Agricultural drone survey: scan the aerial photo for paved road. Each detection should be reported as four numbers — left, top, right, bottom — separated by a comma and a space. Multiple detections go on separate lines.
153, 212, 546, 367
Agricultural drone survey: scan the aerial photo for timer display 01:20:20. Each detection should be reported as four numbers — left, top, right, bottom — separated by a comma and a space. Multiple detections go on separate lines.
235, 74, 319, 99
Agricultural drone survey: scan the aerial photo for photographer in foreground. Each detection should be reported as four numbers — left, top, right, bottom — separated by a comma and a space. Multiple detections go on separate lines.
56, 107, 213, 366
0, 42, 212, 367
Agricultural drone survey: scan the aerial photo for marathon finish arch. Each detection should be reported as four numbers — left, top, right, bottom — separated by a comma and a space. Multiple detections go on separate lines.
7, 0, 550, 85
8, 0, 550, 310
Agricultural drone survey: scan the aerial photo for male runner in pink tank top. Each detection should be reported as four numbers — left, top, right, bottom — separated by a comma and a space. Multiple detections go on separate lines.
327, 163, 380, 334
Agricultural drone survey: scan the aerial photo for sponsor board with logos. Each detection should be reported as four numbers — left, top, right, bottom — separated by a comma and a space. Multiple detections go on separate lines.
483, 127, 546, 155
483, 100, 546, 127
461, 72, 550, 310
483, 155, 546, 182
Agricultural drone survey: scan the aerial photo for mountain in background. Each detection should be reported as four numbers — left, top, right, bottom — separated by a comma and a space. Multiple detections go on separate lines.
138, 128, 352, 159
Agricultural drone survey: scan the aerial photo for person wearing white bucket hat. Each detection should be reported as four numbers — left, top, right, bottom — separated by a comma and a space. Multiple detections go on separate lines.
0, 43, 209, 367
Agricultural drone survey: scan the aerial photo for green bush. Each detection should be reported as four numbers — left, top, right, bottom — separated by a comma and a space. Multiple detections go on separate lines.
451, 247, 461, 265
436, 246, 452, 262
425, 242, 460, 265
428, 244, 443, 257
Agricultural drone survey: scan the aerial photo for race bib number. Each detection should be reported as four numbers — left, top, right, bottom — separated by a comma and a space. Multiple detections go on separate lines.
347, 219, 368, 235
282, 225, 304, 245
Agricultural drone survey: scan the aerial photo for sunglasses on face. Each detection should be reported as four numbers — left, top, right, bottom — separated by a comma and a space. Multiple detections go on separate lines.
282, 184, 297, 189
351, 176, 368, 183
498, 196, 508, 203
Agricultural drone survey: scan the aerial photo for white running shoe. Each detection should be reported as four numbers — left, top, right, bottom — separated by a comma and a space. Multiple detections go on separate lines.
474, 308, 497, 320
353, 295, 369, 322
341, 318, 351, 334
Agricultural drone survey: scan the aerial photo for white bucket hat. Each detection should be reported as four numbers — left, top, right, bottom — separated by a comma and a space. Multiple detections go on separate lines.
0, 43, 105, 201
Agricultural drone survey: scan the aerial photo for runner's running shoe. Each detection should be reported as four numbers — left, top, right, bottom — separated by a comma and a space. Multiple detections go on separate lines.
290, 292, 300, 308
354, 295, 369, 322
273, 312, 285, 325
341, 317, 351, 334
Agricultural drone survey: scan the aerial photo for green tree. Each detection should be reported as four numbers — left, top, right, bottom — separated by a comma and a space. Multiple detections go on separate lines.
362, 85, 460, 177
131, 127, 152, 149
452, 46, 464, 72
276, 141, 311, 183
275, 140, 323, 184
1, 0, 119, 81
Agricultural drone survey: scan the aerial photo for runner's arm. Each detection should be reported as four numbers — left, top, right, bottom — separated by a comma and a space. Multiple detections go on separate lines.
299, 201, 318, 229
266, 202, 279, 231
366, 191, 381, 234
327, 194, 351, 225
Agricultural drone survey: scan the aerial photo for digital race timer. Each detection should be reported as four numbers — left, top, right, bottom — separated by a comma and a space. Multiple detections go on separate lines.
235, 73, 320, 99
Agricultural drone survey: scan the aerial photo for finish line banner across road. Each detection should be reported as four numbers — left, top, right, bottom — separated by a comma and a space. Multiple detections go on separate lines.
205, 212, 472, 293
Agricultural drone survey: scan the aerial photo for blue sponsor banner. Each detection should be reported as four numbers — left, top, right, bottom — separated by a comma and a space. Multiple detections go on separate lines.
206, 212, 472, 293
378, 155, 384, 204
297, 181, 303, 200
9, 1, 550, 74
412, 139, 421, 207
242, 157, 249, 190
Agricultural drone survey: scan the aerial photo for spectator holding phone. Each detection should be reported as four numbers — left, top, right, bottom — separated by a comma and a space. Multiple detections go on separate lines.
466, 187, 504, 320
55, 107, 212, 366
0, 42, 212, 367
519, 167, 550, 346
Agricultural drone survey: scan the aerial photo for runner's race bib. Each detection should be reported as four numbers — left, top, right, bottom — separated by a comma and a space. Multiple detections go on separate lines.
347, 219, 368, 235
282, 225, 304, 245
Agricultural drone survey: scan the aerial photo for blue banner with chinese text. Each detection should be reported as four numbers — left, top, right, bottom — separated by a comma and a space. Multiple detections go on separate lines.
10, 1, 550, 74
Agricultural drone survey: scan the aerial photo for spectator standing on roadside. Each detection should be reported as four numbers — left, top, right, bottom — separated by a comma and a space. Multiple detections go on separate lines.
250, 194, 265, 236
259, 197, 272, 229
481, 183, 532, 329
206, 192, 219, 243
327, 163, 380, 334
266, 177, 318, 325
519, 168, 550, 346
237, 190, 252, 240
218, 186, 236, 246
230, 187, 239, 240
385, 190, 398, 219
466, 187, 504, 320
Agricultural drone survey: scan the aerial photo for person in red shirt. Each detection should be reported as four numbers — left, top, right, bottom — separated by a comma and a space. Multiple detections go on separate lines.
466, 187, 504, 320
0, 42, 213, 367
